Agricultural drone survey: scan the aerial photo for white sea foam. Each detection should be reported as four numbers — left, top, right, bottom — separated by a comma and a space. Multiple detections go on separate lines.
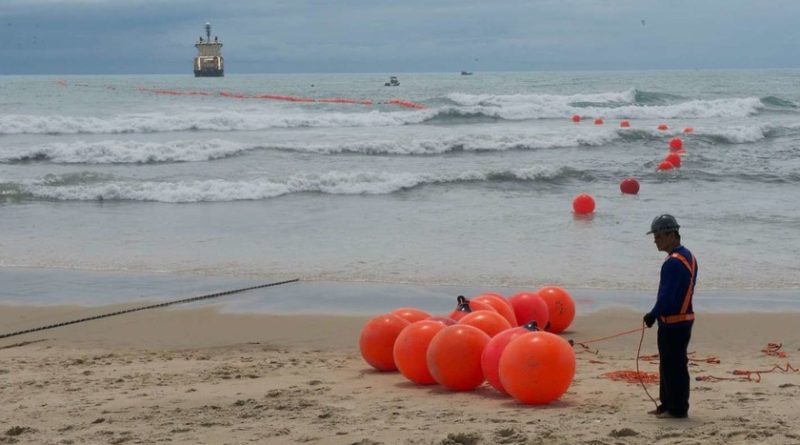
447, 89, 637, 106
21, 166, 579, 202
0, 139, 252, 163
277, 130, 620, 155
0, 95, 765, 135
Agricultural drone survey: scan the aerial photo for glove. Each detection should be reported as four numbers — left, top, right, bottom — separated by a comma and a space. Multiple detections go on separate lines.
643, 313, 656, 328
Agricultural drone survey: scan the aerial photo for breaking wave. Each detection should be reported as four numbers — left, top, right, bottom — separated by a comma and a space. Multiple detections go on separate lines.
0, 139, 252, 164
3, 167, 594, 203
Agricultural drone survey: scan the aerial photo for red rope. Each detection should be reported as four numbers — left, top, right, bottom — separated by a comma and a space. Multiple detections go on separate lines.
695, 344, 796, 383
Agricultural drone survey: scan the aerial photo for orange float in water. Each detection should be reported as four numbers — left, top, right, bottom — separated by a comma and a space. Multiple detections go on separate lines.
481, 321, 542, 394
448, 295, 496, 321
619, 177, 640, 195
657, 124, 669, 131
657, 160, 675, 171
391, 307, 431, 323
359, 314, 410, 371
459, 310, 512, 337
572, 193, 595, 214
683, 127, 694, 134
393, 320, 447, 385
473, 293, 517, 327
619, 120, 631, 128
427, 325, 490, 391
665, 153, 682, 168
594, 118, 604, 125
536, 286, 575, 334
499, 331, 576, 404
507, 292, 549, 329
571, 114, 581, 123
669, 137, 683, 151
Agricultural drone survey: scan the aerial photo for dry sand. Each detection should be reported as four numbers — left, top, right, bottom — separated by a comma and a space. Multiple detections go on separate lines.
1, 304, 799, 445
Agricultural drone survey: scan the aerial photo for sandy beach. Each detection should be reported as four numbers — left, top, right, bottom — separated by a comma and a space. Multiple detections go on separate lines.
1, 303, 799, 445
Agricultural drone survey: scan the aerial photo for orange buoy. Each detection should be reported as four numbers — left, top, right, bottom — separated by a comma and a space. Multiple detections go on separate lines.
572, 193, 595, 214
391, 307, 431, 323
359, 314, 410, 371
393, 320, 447, 384
657, 160, 675, 171
619, 120, 631, 128
480, 321, 541, 394
536, 286, 575, 334
669, 137, 683, 151
459, 310, 512, 337
427, 325, 490, 391
427, 316, 457, 326
571, 114, 581, 123
594, 118, 604, 125
507, 291, 549, 329
448, 295, 496, 321
498, 331, 576, 404
657, 124, 669, 131
683, 127, 694, 134
473, 293, 517, 327
665, 153, 682, 168
619, 177, 640, 195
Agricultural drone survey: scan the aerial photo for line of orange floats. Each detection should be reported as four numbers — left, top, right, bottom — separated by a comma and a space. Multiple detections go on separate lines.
569, 115, 695, 215
135, 87, 426, 109
359, 286, 577, 405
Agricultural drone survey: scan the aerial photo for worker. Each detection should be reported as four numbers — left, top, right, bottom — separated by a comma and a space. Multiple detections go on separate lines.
643, 214, 697, 419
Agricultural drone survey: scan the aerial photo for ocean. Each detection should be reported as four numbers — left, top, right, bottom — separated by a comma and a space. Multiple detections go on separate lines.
1, 70, 799, 312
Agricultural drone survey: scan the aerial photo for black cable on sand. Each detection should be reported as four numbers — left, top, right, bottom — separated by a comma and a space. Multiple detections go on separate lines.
0, 278, 299, 341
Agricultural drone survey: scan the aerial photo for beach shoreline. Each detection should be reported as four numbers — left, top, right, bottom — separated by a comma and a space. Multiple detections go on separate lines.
2, 304, 799, 445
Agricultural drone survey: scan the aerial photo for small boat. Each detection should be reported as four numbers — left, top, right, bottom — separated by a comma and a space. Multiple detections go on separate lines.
384, 76, 400, 86
460, 71, 473, 76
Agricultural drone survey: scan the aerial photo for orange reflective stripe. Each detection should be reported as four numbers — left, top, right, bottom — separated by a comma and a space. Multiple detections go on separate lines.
660, 252, 696, 324
660, 313, 695, 323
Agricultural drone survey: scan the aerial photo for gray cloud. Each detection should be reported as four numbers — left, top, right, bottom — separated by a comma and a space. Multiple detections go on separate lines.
1, 0, 798, 74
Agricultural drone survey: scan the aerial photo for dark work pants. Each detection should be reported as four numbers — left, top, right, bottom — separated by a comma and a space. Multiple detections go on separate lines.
657, 324, 692, 416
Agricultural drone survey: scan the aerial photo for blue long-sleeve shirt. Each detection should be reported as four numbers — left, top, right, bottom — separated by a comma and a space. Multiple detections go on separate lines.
648, 245, 697, 328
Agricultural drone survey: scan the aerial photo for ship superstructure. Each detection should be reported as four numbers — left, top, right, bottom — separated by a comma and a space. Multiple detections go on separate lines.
194, 22, 224, 77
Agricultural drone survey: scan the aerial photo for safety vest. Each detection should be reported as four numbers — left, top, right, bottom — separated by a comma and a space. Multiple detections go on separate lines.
659, 252, 696, 324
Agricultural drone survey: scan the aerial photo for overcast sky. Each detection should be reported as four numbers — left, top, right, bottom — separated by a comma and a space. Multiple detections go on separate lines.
1, 0, 799, 75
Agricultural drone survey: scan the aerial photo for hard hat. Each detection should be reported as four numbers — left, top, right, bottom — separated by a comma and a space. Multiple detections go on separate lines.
647, 214, 680, 234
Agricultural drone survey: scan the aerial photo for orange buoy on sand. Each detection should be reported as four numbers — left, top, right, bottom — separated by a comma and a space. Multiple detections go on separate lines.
459, 310, 512, 337
499, 331, 576, 404
359, 314, 410, 371
572, 193, 595, 214
536, 286, 575, 334
427, 325, 491, 391
619, 120, 631, 128
665, 153, 682, 168
657, 123, 669, 131
427, 316, 457, 326
669, 137, 683, 151
657, 160, 675, 171
507, 291, 550, 329
481, 321, 542, 394
594, 118, 604, 125
391, 307, 431, 323
473, 293, 517, 327
393, 320, 447, 385
619, 177, 640, 195
571, 114, 581, 123
448, 295, 496, 321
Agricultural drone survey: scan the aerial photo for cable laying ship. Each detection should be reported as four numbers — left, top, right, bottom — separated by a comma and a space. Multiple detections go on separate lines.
194, 22, 224, 77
